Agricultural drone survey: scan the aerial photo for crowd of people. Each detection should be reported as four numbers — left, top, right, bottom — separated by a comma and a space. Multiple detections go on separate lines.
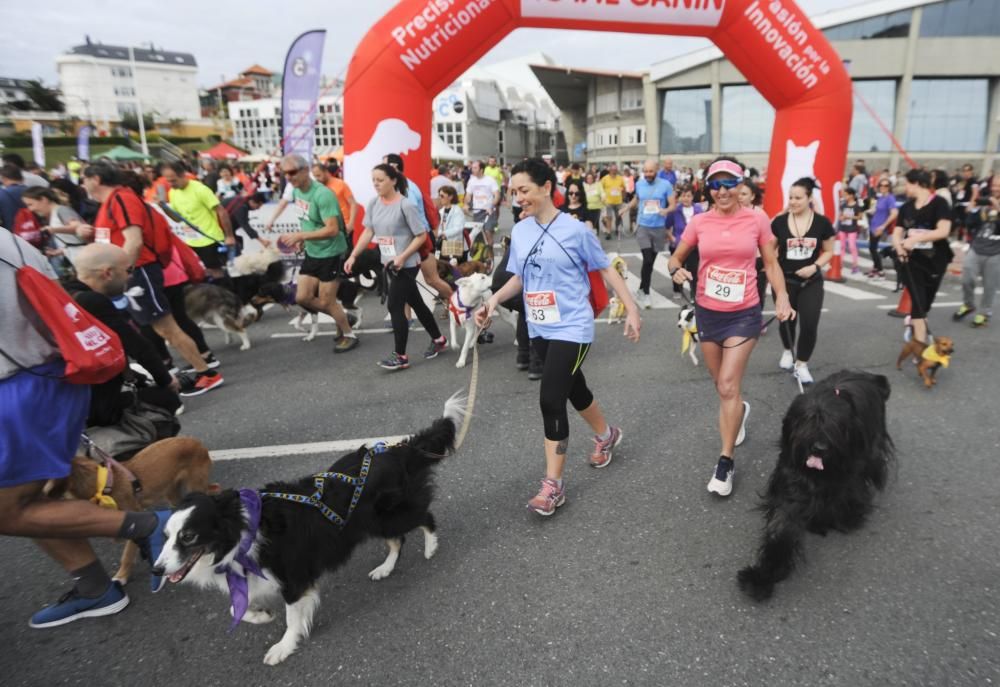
0, 141, 997, 627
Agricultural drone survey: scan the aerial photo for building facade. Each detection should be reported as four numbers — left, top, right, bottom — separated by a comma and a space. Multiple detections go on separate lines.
56, 38, 200, 125
534, 0, 1000, 176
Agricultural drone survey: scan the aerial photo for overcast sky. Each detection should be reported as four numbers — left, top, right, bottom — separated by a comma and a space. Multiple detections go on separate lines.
5, 0, 850, 90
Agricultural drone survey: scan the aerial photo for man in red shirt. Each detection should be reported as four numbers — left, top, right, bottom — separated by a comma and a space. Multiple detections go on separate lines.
80, 162, 223, 397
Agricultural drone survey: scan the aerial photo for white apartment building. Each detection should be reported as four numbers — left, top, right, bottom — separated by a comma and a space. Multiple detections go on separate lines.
56, 38, 200, 124
230, 95, 343, 157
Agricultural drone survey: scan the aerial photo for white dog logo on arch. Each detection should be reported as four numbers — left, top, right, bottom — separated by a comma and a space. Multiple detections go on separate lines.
345, 118, 422, 206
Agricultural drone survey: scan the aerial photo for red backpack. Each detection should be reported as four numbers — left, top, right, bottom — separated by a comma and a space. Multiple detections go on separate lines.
1, 231, 126, 384
110, 189, 172, 268
13, 207, 45, 249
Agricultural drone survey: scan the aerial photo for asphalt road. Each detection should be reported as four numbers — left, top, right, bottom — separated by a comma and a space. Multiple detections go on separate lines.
1, 222, 998, 686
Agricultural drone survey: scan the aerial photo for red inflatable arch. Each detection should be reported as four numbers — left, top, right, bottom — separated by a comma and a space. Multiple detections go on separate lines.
344, 0, 851, 218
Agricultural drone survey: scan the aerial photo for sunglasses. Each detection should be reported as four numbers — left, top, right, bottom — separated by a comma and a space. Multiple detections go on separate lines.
568, 191, 581, 196
281, 167, 301, 176
706, 178, 742, 191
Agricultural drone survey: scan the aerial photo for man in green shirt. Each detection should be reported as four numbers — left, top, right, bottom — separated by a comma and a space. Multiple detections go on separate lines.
276, 154, 358, 353
162, 161, 235, 280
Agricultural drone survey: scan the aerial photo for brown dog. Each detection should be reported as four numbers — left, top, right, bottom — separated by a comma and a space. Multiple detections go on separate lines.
896, 335, 955, 388
436, 259, 489, 283
52, 436, 218, 584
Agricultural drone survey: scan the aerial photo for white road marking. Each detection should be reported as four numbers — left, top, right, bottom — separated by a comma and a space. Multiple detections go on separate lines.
876, 301, 962, 310
821, 281, 886, 301
211, 436, 410, 461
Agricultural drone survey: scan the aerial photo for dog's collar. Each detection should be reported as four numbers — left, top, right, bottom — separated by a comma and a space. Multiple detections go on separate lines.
216, 488, 267, 631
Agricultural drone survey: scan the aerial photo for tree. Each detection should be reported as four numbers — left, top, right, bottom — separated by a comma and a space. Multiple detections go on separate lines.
24, 80, 64, 112
120, 111, 155, 133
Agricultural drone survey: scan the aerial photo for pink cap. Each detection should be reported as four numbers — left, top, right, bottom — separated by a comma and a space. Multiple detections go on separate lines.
705, 160, 745, 180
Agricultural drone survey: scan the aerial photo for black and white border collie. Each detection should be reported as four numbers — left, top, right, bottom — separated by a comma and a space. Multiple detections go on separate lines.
153, 394, 466, 665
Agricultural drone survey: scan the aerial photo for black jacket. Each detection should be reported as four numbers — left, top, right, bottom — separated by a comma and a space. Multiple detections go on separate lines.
65, 278, 172, 425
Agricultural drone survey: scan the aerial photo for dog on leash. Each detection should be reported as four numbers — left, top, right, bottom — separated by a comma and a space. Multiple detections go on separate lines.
737, 370, 894, 601
448, 273, 492, 368
677, 306, 700, 366
185, 284, 259, 351
48, 437, 217, 585
436, 259, 490, 286
896, 335, 954, 389
606, 256, 629, 324
152, 395, 466, 665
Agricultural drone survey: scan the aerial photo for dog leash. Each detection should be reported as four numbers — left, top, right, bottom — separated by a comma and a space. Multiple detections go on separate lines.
676, 283, 777, 350
453, 325, 483, 451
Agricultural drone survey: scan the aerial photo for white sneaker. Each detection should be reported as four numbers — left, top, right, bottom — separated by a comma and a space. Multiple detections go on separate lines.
779, 349, 794, 370
793, 363, 814, 385
735, 401, 750, 447
707, 456, 734, 496
636, 290, 651, 310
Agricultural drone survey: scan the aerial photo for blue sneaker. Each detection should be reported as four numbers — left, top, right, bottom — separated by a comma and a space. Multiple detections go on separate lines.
137, 510, 171, 592
29, 581, 129, 628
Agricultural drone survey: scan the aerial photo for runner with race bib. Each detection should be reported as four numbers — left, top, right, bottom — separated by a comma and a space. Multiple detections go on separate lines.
667, 157, 794, 498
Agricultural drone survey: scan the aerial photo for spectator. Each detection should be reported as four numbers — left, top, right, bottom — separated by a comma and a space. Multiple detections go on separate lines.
953, 177, 1000, 327
215, 165, 242, 201
429, 164, 452, 205
21, 186, 86, 273
2, 152, 49, 188
658, 157, 678, 186
0, 164, 28, 229
582, 171, 603, 234
866, 178, 898, 278
0, 228, 170, 626
437, 185, 467, 262
837, 187, 862, 274
199, 158, 219, 194
561, 180, 588, 224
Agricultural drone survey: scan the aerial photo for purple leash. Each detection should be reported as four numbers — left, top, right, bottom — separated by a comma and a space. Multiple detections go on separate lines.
215, 488, 267, 631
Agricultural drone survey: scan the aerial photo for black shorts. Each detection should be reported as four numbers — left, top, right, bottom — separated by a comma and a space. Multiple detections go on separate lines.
299, 254, 344, 283
128, 263, 172, 326
192, 243, 225, 270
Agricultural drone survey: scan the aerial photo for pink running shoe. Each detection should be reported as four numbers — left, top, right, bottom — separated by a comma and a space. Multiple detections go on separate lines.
527, 478, 565, 516
589, 426, 622, 468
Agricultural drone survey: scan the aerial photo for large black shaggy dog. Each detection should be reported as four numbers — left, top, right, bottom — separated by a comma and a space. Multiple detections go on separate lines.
152, 394, 465, 665
737, 370, 894, 601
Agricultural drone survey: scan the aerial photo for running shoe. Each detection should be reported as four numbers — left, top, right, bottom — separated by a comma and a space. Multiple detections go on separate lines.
29, 582, 129, 629
378, 352, 410, 370
424, 337, 448, 359
735, 401, 750, 447
589, 426, 622, 469
179, 371, 224, 397
971, 314, 989, 328
953, 304, 975, 321
174, 352, 220, 375
707, 456, 735, 497
516, 350, 530, 371
779, 350, 794, 370
526, 478, 565, 516
333, 335, 359, 354
793, 362, 814, 385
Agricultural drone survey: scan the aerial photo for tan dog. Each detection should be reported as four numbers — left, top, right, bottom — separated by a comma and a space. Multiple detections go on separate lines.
437, 259, 489, 283
606, 256, 629, 324
896, 336, 955, 388
51, 436, 217, 584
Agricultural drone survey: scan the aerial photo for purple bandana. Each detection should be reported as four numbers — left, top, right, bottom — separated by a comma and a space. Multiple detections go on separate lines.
215, 488, 267, 631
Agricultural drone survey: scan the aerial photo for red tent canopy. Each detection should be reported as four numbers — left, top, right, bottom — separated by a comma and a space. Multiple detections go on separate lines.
199, 141, 247, 160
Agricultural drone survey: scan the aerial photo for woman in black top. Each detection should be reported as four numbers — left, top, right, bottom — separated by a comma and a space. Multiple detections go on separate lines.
561, 181, 588, 224
770, 177, 835, 385
893, 169, 953, 345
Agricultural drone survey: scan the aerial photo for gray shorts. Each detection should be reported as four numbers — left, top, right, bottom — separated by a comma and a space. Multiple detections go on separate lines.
472, 209, 498, 233
636, 226, 667, 253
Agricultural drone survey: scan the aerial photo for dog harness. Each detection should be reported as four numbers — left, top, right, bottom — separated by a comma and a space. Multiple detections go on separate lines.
448, 290, 475, 326
258, 442, 386, 528
921, 345, 950, 368
80, 433, 142, 510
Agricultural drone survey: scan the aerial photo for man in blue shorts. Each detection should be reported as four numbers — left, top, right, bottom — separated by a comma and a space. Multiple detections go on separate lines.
0, 229, 170, 627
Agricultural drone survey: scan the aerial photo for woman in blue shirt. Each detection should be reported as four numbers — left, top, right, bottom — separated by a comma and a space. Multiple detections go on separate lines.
477, 159, 641, 516
867, 178, 897, 278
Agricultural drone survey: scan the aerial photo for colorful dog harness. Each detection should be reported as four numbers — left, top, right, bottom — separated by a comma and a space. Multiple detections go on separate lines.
259, 442, 386, 527
921, 345, 950, 368
80, 433, 142, 510
448, 290, 475, 326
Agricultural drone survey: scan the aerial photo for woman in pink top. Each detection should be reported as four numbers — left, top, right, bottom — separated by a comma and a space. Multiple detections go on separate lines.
667, 157, 794, 497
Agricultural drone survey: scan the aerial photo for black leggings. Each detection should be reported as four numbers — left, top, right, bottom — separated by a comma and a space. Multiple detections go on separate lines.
899, 258, 945, 320
387, 266, 441, 355
143, 283, 211, 362
868, 233, 883, 271
640, 248, 657, 294
776, 277, 824, 362
533, 338, 594, 441
756, 257, 769, 305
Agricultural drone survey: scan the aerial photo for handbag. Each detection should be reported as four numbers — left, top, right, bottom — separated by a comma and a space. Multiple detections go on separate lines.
0, 231, 126, 385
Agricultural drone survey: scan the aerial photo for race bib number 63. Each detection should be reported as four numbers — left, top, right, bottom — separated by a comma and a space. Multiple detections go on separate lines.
525, 290, 561, 324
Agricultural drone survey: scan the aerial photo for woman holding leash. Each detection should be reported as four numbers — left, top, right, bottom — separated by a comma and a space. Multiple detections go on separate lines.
893, 169, 953, 347
667, 157, 795, 497
344, 164, 448, 371
476, 158, 641, 517
770, 177, 835, 386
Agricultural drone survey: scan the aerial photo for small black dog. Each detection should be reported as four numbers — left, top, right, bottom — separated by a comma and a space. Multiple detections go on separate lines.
737, 370, 895, 601
153, 394, 465, 665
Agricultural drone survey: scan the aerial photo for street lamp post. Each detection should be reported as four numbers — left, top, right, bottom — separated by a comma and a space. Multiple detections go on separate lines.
127, 45, 149, 156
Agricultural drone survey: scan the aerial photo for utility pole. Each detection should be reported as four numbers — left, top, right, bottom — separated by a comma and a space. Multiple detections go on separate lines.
128, 45, 149, 156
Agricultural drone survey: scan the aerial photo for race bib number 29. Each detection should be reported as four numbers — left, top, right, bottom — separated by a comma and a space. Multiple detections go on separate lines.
525, 290, 561, 324
704, 266, 747, 304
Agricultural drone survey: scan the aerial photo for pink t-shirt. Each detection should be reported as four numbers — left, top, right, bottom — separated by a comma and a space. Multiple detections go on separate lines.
680, 207, 774, 312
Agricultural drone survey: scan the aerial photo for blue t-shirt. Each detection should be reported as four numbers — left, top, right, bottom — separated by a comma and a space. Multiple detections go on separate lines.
0, 185, 25, 230
405, 176, 430, 230
507, 212, 610, 344
635, 177, 673, 229
657, 169, 677, 186
870, 194, 896, 233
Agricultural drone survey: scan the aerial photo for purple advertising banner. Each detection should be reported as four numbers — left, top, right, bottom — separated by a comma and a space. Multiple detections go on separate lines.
77, 125, 92, 161
281, 29, 327, 162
